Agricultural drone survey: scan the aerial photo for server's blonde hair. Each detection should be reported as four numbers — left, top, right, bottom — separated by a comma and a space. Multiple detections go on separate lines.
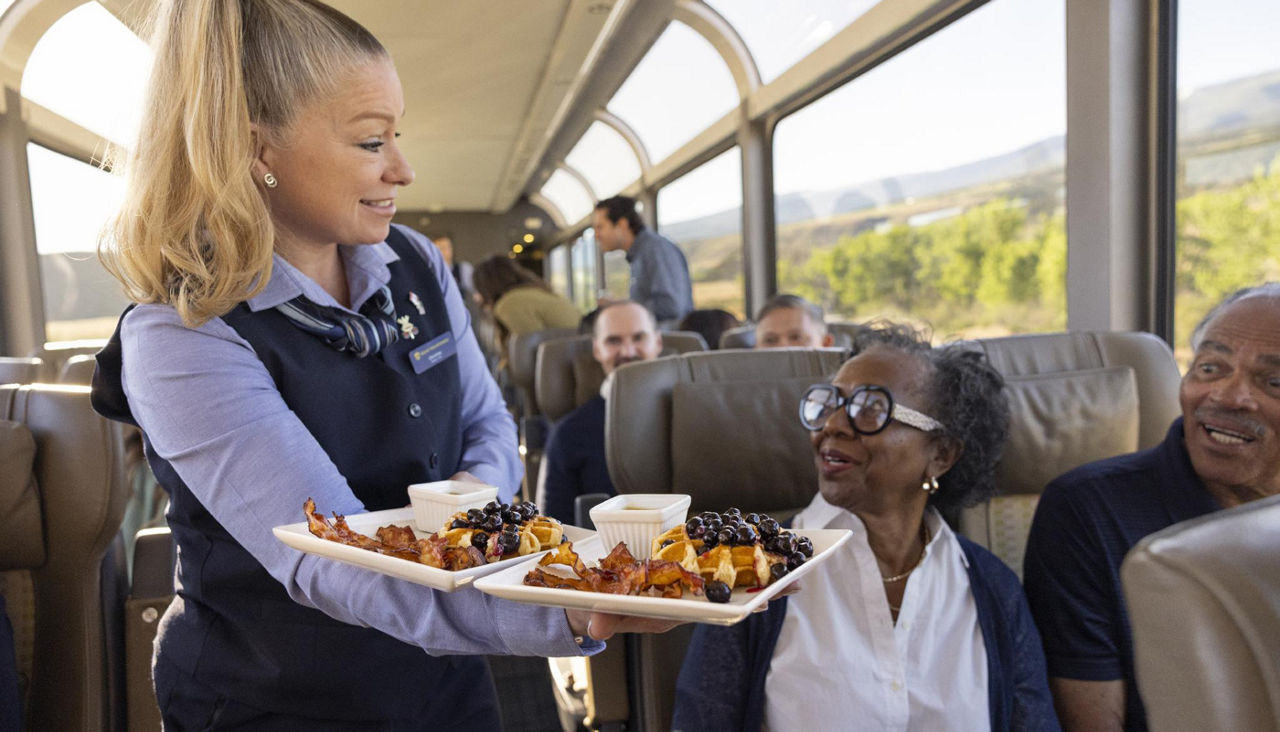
100, 0, 386, 326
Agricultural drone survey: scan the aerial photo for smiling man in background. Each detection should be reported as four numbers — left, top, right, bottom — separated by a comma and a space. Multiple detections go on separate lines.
1023, 282, 1280, 732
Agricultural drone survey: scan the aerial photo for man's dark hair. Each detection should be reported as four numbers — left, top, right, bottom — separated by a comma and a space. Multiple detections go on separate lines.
756, 294, 826, 330
678, 309, 741, 350
1190, 282, 1280, 349
594, 195, 646, 233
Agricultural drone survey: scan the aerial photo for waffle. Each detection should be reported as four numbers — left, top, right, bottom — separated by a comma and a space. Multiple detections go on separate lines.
651, 524, 786, 589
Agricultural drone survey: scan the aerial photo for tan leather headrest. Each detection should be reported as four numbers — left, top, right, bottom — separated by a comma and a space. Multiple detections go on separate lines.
670, 376, 819, 513
0, 419, 44, 569
507, 328, 577, 413
997, 366, 1139, 495
537, 331, 709, 422
0, 357, 44, 385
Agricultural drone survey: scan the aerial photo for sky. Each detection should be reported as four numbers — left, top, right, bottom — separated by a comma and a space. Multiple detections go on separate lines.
8, 0, 1280, 252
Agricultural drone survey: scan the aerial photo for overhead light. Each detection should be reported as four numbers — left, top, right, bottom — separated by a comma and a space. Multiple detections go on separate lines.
522, 233, 535, 243
523, 217, 543, 229
513, 244, 525, 254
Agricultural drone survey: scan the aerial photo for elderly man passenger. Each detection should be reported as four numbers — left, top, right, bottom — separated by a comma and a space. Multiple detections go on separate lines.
672, 322, 1060, 732
754, 293, 834, 349
1024, 282, 1280, 732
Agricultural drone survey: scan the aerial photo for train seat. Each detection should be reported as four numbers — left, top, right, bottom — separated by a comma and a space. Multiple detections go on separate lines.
28, 340, 108, 383
1122, 493, 1280, 732
508, 328, 579, 419
533, 331, 707, 425
0, 357, 44, 385
0, 383, 131, 732
56, 354, 97, 385
962, 331, 1182, 576
600, 347, 847, 732
718, 324, 755, 349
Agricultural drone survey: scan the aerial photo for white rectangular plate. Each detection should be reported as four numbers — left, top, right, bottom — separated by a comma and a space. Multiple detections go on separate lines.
473, 528, 851, 625
272, 507, 594, 592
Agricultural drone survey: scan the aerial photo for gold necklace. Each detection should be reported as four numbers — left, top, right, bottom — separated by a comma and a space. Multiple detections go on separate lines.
881, 523, 930, 584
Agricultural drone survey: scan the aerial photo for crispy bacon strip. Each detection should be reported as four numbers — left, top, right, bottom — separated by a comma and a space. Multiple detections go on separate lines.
523, 540, 706, 598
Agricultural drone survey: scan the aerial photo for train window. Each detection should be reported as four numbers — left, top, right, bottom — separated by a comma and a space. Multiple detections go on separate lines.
27, 143, 129, 342
20, 2, 150, 147
656, 147, 744, 318
570, 230, 599, 312
772, 0, 1066, 339
705, 0, 877, 83
606, 20, 737, 165
540, 169, 594, 227
564, 121, 642, 201
548, 244, 571, 301
1173, 0, 1280, 364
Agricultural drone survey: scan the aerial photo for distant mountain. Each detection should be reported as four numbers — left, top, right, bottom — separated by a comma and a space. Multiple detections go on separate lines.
662, 67, 1280, 244
1179, 68, 1280, 140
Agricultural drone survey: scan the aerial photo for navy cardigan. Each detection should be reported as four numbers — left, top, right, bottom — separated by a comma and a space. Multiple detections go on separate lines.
671, 535, 1061, 732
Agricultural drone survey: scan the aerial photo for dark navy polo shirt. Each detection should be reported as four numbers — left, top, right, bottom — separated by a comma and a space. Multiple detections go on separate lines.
1023, 418, 1221, 732
541, 396, 614, 525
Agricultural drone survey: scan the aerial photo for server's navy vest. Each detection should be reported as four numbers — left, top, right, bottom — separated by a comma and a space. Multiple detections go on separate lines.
93, 227, 500, 725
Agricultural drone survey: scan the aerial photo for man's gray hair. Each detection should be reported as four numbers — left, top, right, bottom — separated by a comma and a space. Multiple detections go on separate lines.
1190, 282, 1280, 349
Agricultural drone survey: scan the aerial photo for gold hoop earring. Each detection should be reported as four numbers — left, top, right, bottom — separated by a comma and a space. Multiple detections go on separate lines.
921, 475, 940, 494
263, 172, 278, 189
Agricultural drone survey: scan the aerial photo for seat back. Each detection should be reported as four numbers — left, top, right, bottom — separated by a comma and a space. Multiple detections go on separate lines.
1122, 494, 1280, 732
718, 325, 754, 349
507, 328, 577, 417
963, 331, 1182, 576
535, 331, 708, 423
56, 354, 98, 385
0, 357, 44, 385
28, 341, 108, 383
0, 384, 131, 732
603, 348, 846, 731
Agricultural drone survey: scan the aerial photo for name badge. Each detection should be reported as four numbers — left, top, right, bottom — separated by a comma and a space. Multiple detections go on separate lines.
409, 332, 456, 374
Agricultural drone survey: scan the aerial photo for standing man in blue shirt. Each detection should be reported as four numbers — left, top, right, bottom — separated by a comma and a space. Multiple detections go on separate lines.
1023, 282, 1280, 732
592, 195, 694, 324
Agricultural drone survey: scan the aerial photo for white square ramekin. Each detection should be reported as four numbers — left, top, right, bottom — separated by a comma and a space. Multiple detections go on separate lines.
407, 481, 499, 532
588, 493, 692, 560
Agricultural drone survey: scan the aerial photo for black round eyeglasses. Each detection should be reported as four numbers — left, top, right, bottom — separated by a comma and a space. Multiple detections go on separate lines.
798, 383, 944, 435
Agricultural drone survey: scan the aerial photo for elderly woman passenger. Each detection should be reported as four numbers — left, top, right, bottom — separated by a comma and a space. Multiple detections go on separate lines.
671, 323, 1059, 732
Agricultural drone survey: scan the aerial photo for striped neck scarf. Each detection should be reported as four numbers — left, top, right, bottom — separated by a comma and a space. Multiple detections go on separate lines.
275, 285, 400, 358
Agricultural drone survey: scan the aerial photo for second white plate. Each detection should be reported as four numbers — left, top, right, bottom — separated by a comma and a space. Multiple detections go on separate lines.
273, 506, 594, 592
473, 529, 851, 625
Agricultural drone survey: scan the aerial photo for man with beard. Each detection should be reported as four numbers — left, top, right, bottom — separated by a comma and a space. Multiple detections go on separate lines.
539, 301, 664, 523
1023, 282, 1280, 732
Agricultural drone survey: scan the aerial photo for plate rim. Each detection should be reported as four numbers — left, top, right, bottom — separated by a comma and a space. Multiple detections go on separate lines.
272, 505, 592, 592
473, 528, 852, 625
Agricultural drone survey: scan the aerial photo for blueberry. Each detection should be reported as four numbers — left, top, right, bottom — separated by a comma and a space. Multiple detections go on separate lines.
685, 517, 703, 533
450, 518, 469, 529
769, 563, 789, 581
787, 551, 806, 569
717, 528, 735, 546
736, 525, 757, 544
704, 518, 723, 533
758, 518, 781, 538
796, 536, 814, 557
745, 512, 761, 525
484, 501, 503, 514
467, 508, 485, 522
471, 531, 489, 550
725, 507, 742, 517
660, 539, 675, 549
705, 581, 732, 603
482, 514, 502, 532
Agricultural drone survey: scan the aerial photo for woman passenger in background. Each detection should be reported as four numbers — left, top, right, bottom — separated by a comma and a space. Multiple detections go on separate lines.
90, 1, 662, 728
473, 254, 581, 337
672, 323, 1059, 732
